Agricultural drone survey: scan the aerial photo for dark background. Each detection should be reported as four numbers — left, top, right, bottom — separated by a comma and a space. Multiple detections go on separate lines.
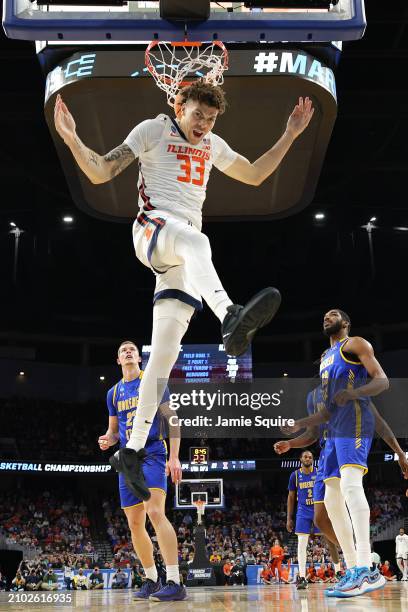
1, 2, 408, 366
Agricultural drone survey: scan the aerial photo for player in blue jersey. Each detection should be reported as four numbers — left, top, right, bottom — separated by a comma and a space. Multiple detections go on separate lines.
287, 450, 325, 590
277, 389, 342, 589
282, 309, 391, 598
98, 340, 186, 602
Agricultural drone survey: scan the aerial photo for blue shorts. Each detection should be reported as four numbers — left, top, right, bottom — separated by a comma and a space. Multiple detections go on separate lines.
313, 450, 326, 503
323, 399, 374, 478
119, 439, 167, 508
295, 511, 321, 536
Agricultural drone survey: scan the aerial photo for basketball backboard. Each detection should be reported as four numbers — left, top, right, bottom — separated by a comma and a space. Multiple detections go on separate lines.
175, 478, 224, 509
3, 1, 366, 43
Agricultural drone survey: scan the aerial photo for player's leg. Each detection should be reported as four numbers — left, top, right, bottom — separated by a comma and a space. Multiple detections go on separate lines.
339, 466, 370, 569
139, 216, 281, 357
313, 502, 341, 573
124, 503, 163, 600
396, 556, 405, 578
324, 478, 357, 571
110, 298, 193, 498
297, 535, 309, 588
146, 490, 187, 602
295, 514, 311, 589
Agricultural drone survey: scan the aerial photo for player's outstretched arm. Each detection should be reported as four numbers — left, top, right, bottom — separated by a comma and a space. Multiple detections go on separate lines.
371, 402, 408, 478
274, 428, 318, 454
281, 408, 330, 435
222, 97, 314, 186
54, 94, 135, 184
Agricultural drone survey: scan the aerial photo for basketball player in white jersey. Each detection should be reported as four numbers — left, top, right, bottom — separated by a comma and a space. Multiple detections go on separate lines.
396, 527, 408, 580
54, 82, 314, 499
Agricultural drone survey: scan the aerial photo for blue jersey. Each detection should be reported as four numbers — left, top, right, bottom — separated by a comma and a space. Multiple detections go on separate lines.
107, 371, 170, 447
319, 337, 373, 440
288, 467, 317, 516
306, 387, 328, 448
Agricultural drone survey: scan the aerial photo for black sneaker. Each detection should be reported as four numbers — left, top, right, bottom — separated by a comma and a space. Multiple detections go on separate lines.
222, 287, 281, 357
109, 447, 150, 501
297, 577, 308, 590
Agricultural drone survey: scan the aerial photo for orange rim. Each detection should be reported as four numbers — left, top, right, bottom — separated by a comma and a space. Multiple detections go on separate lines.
145, 40, 228, 90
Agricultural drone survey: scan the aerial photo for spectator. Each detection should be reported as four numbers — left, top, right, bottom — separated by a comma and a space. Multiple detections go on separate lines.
223, 560, 233, 586
306, 563, 318, 583
380, 561, 397, 581
316, 563, 330, 584
260, 563, 273, 585
25, 569, 41, 591
0, 572, 7, 591
111, 569, 128, 589
131, 565, 143, 589
210, 552, 221, 564
231, 559, 246, 586
11, 571, 26, 592
89, 567, 104, 590
280, 562, 292, 584
63, 561, 74, 590
41, 568, 58, 591
72, 568, 88, 590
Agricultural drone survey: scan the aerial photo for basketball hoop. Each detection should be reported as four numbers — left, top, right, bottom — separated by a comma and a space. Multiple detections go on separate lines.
145, 40, 229, 108
192, 499, 206, 526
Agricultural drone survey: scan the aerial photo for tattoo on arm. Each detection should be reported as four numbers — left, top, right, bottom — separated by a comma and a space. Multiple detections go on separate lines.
104, 144, 135, 179
89, 150, 99, 167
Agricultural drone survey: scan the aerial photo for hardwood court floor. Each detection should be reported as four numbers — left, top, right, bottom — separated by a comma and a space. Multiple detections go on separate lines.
4, 582, 408, 611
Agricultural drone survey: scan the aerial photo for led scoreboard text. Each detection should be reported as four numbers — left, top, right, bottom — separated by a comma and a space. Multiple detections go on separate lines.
190, 447, 209, 465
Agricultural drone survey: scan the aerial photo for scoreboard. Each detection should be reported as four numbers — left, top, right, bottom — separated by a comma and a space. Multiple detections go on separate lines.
142, 343, 252, 382
190, 447, 209, 465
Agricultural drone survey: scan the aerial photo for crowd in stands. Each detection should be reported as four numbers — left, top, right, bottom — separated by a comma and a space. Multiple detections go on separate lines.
0, 476, 406, 590
0, 489, 94, 555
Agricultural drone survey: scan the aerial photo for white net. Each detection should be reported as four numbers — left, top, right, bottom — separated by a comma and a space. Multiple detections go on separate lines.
193, 500, 206, 525
145, 40, 228, 107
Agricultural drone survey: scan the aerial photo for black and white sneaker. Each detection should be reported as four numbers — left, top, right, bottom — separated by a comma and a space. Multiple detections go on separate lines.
222, 287, 281, 357
296, 577, 308, 590
109, 447, 150, 501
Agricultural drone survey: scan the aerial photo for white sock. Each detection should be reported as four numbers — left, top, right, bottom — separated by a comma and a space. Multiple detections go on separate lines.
144, 565, 158, 583
396, 558, 405, 577
166, 565, 180, 585
127, 300, 193, 452
340, 466, 371, 569
173, 226, 233, 322
297, 534, 309, 578
334, 562, 341, 573
324, 478, 357, 570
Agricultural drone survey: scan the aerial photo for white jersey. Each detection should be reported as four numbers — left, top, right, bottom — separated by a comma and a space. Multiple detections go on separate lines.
396, 533, 408, 556
124, 114, 237, 230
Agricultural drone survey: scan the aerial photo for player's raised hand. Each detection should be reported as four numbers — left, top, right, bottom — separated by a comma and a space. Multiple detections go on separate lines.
166, 456, 182, 484
98, 433, 117, 451
286, 97, 314, 139
54, 94, 77, 144
274, 440, 291, 455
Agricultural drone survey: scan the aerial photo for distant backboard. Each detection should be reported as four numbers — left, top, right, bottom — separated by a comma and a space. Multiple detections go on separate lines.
175, 478, 224, 509
3, 1, 366, 42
